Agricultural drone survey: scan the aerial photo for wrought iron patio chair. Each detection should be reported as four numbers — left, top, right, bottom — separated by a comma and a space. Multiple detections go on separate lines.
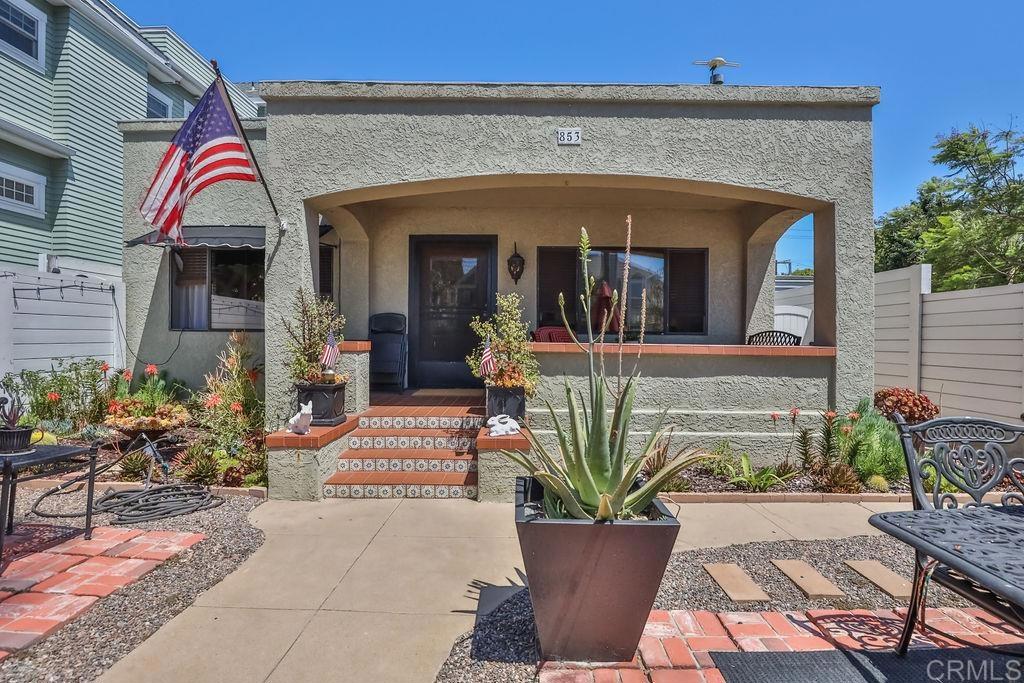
745, 330, 801, 346
892, 413, 1024, 653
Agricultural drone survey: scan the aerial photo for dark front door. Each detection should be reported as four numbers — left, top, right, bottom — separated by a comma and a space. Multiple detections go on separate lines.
409, 237, 496, 387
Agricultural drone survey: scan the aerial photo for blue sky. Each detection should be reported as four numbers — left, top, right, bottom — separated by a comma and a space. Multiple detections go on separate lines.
120, 0, 1023, 271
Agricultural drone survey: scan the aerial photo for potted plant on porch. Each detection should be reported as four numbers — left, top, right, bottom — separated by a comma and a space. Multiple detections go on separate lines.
0, 382, 36, 453
501, 222, 706, 662
466, 291, 539, 421
283, 287, 348, 426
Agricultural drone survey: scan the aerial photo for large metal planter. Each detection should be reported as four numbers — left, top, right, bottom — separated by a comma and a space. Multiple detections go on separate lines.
295, 382, 347, 426
486, 386, 526, 421
514, 476, 679, 662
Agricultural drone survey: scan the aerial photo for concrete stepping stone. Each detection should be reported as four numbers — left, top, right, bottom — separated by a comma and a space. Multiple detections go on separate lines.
703, 563, 770, 603
771, 559, 845, 599
844, 560, 912, 599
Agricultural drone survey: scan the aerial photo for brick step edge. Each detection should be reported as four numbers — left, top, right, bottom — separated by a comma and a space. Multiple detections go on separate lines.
16, 478, 267, 499
659, 491, 1005, 504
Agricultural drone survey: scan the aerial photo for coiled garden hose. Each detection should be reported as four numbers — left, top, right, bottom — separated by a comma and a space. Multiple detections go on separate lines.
30, 434, 223, 525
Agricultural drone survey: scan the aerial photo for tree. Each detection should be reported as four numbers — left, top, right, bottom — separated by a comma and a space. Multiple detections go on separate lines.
789, 267, 814, 276
874, 124, 1024, 292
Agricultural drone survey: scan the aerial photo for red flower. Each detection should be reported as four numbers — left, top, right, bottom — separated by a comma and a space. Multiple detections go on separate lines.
145, 363, 158, 376
770, 412, 781, 422
840, 424, 854, 435
246, 368, 261, 383
824, 410, 838, 421
226, 356, 237, 369
847, 411, 861, 421
100, 361, 110, 373
204, 394, 222, 409
107, 399, 121, 413
123, 369, 133, 382
46, 392, 61, 402
230, 402, 243, 413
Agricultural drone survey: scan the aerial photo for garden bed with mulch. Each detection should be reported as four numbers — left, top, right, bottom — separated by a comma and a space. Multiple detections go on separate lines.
0, 488, 265, 683
434, 534, 969, 683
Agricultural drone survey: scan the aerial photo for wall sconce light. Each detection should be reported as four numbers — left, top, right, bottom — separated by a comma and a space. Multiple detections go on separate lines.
507, 242, 525, 285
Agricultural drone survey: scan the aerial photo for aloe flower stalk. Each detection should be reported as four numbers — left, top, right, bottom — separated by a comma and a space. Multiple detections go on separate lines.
503, 221, 706, 521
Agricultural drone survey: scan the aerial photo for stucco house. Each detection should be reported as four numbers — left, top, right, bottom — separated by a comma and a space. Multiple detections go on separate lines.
120, 81, 878, 500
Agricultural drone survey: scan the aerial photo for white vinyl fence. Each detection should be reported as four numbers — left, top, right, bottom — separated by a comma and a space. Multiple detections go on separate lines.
776, 264, 1024, 422
0, 270, 125, 378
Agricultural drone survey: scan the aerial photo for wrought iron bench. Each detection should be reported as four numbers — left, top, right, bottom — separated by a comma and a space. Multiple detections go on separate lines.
877, 414, 1024, 654
745, 330, 801, 346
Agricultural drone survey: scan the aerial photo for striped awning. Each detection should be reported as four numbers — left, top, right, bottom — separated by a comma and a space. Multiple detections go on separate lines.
125, 225, 264, 249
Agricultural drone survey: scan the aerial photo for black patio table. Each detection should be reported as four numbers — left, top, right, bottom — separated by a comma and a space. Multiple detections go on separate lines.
0, 444, 98, 566
869, 505, 1024, 649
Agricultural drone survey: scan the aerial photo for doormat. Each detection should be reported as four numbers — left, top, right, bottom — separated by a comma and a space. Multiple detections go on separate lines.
712, 648, 1024, 683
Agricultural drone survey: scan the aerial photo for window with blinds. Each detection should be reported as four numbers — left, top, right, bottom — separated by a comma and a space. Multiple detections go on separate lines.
170, 248, 265, 330
536, 247, 707, 336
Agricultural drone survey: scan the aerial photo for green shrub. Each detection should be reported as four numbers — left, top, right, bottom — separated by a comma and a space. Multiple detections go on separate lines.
723, 452, 796, 493
705, 441, 741, 478
5, 359, 122, 429
181, 448, 219, 486
864, 474, 890, 492
466, 292, 539, 395
838, 398, 907, 483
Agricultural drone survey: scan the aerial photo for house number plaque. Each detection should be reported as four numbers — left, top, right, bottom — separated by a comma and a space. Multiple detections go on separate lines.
556, 127, 582, 145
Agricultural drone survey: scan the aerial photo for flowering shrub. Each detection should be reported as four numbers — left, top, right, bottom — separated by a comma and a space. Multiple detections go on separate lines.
3, 359, 126, 432
873, 387, 940, 424
193, 332, 267, 487
466, 292, 539, 395
104, 369, 187, 434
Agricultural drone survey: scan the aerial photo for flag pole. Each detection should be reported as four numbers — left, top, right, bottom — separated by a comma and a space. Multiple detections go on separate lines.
210, 59, 287, 231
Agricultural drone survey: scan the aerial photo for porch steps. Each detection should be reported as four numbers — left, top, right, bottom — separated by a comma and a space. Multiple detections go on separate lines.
324, 401, 485, 499
344, 428, 479, 451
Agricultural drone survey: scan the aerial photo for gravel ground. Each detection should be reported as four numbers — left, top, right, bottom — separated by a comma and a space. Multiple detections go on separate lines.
0, 487, 264, 683
436, 534, 968, 683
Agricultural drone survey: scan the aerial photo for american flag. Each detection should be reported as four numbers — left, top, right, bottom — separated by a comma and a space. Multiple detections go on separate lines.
479, 340, 496, 377
139, 78, 257, 242
320, 329, 339, 369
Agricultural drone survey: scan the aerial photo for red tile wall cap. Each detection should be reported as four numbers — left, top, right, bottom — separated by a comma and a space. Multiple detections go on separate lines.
529, 342, 835, 357
265, 417, 360, 449
338, 340, 371, 352
476, 426, 532, 451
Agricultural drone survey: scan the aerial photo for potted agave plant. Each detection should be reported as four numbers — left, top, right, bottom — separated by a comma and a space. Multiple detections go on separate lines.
503, 222, 706, 662
466, 291, 539, 421
283, 288, 348, 426
0, 383, 35, 453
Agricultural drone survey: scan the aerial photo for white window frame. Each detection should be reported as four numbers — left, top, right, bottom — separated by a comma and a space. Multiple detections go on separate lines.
0, 159, 46, 219
0, 0, 46, 72
146, 84, 172, 119
182, 100, 194, 117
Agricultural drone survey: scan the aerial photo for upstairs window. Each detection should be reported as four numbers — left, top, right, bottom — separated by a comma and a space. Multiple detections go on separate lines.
146, 85, 172, 119
0, 160, 45, 218
536, 246, 707, 336
170, 248, 264, 330
0, 0, 45, 71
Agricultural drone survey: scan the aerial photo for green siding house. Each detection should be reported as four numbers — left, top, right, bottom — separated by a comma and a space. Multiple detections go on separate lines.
0, 0, 255, 279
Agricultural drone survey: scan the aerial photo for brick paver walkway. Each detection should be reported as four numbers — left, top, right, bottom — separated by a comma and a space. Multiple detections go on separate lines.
540, 607, 1024, 682
0, 527, 204, 660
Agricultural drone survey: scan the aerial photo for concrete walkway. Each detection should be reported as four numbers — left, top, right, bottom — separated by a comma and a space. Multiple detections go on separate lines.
99, 499, 908, 683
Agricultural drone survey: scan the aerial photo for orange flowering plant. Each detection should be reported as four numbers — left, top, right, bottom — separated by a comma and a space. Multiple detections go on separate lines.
466, 292, 539, 395
104, 363, 187, 434
191, 333, 267, 486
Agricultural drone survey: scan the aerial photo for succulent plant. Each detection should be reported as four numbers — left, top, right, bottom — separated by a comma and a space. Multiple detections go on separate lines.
502, 223, 706, 521
0, 383, 27, 430
864, 474, 890, 492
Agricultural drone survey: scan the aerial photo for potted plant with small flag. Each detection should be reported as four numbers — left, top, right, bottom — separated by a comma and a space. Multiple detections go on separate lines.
467, 292, 539, 421
284, 288, 348, 426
